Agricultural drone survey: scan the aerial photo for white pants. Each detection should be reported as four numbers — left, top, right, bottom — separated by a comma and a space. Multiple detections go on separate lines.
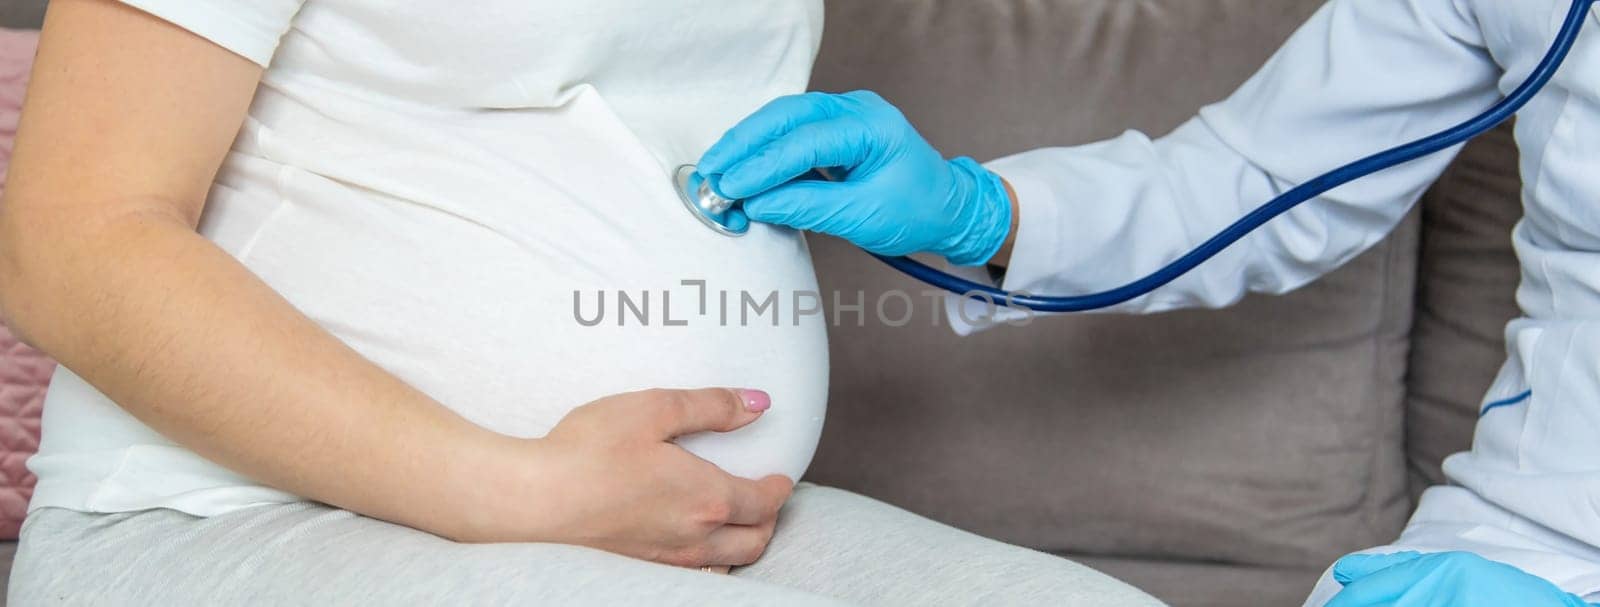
10, 483, 1163, 606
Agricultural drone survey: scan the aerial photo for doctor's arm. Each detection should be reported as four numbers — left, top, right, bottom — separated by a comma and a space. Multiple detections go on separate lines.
700, 0, 1502, 325
972, 0, 1507, 318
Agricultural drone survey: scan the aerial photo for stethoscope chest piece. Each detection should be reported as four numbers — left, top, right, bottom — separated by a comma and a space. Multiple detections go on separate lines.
674, 164, 750, 237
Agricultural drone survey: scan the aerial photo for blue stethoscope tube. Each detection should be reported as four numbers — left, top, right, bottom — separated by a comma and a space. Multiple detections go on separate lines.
874, 0, 1595, 313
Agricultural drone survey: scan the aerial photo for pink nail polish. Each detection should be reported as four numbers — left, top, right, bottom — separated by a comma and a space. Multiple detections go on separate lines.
741, 389, 771, 412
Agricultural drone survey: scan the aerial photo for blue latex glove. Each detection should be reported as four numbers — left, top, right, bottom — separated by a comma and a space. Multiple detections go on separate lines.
1329, 551, 1594, 607
696, 90, 1012, 267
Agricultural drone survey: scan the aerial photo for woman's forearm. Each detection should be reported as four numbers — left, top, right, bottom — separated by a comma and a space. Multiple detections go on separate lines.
0, 0, 517, 540
0, 202, 511, 540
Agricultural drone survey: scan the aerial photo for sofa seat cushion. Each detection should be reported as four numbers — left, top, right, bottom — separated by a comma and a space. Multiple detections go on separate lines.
1069, 554, 1322, 607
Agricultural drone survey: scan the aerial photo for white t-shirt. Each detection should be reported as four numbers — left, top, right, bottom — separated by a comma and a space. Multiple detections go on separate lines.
29, 0, 829, 516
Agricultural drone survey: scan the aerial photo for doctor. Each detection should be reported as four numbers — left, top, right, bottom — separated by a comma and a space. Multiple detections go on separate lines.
696, 0, 1600, 605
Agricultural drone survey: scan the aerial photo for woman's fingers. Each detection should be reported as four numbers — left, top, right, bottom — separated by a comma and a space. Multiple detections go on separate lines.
648, 475, 786, 568
699, 92, 844, 175
723, 474, 793, 526
641, 388, 771, 440
539, 388, 797, 569
700, 519, 780, 567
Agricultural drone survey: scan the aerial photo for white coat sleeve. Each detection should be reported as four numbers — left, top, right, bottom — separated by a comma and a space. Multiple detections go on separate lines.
948, 0, 1502, 335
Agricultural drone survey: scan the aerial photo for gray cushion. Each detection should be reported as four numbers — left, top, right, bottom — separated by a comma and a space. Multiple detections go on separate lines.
0, 540, 13, 603
1404, 123, 1523, 501
806, 0, 1414, 571
0, 1, 45, 30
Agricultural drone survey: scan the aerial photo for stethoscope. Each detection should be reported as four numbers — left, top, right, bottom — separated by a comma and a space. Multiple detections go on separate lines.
674, 0, 1594, 313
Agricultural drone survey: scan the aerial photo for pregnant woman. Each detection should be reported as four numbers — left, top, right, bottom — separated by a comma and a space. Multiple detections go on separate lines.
0, 0, 1158, 604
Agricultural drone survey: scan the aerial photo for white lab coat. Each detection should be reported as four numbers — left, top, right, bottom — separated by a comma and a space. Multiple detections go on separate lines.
950, 0, 1600, 602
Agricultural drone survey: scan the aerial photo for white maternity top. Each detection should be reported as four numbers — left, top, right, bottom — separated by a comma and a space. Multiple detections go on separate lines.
29, 0, 830, 516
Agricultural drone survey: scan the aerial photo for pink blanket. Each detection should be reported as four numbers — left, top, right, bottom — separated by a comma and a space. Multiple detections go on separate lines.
0, 27, 46, 540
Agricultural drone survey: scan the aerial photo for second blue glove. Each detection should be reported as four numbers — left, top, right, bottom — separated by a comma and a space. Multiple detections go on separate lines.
1329, 551, 1593, 607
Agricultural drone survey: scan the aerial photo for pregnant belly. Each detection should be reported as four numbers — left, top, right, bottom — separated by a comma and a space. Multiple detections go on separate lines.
220, 163, 829, 481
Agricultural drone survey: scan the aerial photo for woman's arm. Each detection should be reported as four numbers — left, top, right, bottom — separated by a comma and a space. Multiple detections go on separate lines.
0, 0, 497, 535
0, 0, 787, 567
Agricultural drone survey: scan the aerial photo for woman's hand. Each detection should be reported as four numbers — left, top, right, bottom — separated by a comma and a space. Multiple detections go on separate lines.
458, 388, 793, 569
697, 90, 1017, 266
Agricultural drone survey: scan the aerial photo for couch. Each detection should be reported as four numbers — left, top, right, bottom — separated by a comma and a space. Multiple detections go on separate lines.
0, 1, 1527, 606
